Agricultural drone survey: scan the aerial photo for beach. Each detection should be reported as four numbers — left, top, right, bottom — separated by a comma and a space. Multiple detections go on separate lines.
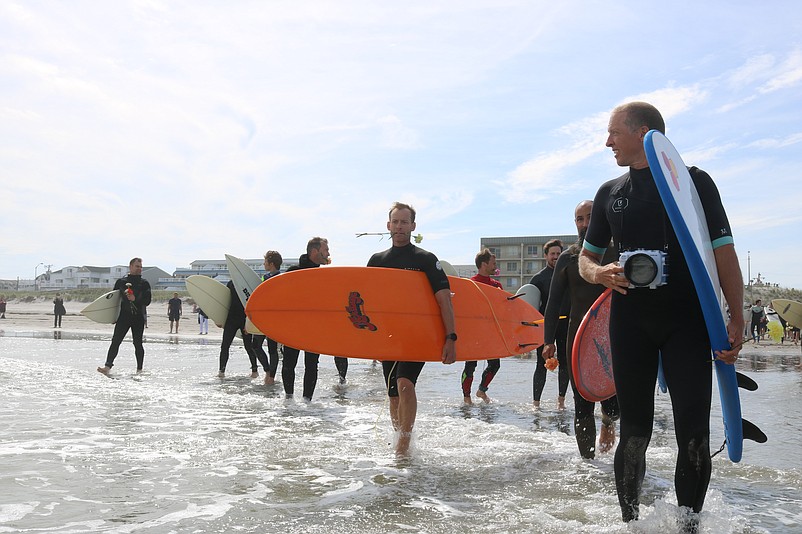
1, 299, 801, 533
0, 298, 225, 339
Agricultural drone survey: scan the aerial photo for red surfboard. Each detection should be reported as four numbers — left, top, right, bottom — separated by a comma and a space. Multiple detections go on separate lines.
572, 288, 615, 402
245, 266, 543, 361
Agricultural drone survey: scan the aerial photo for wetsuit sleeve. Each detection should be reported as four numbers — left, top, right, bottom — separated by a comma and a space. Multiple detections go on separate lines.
139, 281, 152, 308
424, 254, 450, 294
583, 183, 613, 255
543, 252, 571, 345
690, 167, 734, 249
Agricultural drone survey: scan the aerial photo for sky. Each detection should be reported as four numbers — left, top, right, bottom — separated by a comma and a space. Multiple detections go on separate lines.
2, 1, 801, 290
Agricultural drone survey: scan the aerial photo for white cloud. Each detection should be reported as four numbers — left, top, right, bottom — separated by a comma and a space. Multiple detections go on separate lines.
377, 115, 422, 149
759, 49, 802, 94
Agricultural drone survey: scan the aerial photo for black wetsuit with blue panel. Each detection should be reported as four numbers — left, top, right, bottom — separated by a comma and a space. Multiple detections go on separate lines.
583, 165, 733, 521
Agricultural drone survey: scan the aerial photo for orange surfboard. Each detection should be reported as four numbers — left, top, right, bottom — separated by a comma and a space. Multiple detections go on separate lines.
245, 266, 543, 361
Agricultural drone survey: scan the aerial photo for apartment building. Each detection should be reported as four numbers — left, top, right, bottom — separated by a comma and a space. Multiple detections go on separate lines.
480, 234, 577, 293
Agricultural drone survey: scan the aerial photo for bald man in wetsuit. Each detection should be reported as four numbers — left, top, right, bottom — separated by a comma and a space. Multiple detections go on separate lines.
542, 200, 619, 459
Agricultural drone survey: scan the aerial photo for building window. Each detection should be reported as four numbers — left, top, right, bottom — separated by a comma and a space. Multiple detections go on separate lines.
506, 262, 518, 272
487, 247, 498, 257
527, 245, 538, 256
506, 278, 517, 288
525, 261, 536, 275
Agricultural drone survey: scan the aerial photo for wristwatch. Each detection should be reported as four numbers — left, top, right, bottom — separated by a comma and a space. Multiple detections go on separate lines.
446, 333, 458, 341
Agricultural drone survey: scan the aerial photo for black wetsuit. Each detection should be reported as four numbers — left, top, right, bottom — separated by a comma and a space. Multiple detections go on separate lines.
219, 281, 268, 374
168, 297, 182, 322
282, 254, 324, 400
544, 244, 620, 458
104, 274, 152, 371
367, 243, 450, 396
53, 297, 66, 327
584, 165, 733, 521
255, 271, 281, 380
529, 265, 570, 402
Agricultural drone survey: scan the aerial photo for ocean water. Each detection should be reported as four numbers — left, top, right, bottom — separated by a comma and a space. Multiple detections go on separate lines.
0, 332, 800, 533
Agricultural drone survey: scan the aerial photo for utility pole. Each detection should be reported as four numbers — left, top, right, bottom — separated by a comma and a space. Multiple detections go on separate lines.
747, 251, 752, 302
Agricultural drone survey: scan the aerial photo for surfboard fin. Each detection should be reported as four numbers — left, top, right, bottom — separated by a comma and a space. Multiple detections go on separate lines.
736, 371, 759, 392
742, 418, 767, 444
520, 321, 541, 327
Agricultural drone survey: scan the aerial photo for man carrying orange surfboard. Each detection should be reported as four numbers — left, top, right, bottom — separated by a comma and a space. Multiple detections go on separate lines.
281, 237, 331, 401
367, 202, 457, 455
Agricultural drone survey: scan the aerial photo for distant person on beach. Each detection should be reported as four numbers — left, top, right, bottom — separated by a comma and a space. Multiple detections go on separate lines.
368, 202, 456, 455
578, 102, 744, 526
97, 258, 153, 375
0, 296, 6, 318
53, 293, 66, 328
168, 292, 182, 333
529, 238, 570, 409
257, 250, 283, 386
750, 299, 765, 343
281, 237, 332, 400
218, 280, 269, 379
461, 248, 502, 404
196, 306, 208, 335
543, 200, 619, 459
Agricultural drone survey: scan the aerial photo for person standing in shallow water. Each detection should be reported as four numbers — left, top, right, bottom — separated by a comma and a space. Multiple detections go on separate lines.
530, 238, 570, 410
542, 200, 619, 459
367, 202, 456, 456
97, 258, 152, 375
578, 101, 744, 527
461, 248, 502, 404
53, 293, 66, 328
281, 237, 331, 400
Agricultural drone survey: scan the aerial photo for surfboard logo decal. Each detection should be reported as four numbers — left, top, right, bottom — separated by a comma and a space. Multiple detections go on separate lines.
345, 292, 378, 331
661, 151, 680, 191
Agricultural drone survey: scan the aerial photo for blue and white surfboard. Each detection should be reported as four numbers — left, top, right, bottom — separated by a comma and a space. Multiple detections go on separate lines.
644, 130, 744, 462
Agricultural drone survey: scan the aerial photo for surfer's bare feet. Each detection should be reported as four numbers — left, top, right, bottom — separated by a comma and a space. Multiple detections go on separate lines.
557, 395, 566, 410
463, 396, 473, 405
599, 419, 617, 453
250, 371, 258, 378
533, 400, 541, 410
97, 366, 110, 375
264, 375, 274, 386
396, 431, 412, 456
476, 390, 490, 403
217, 371, 225, 378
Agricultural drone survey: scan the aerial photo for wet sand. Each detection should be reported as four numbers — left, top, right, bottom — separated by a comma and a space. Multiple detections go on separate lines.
0, 299, 224, 341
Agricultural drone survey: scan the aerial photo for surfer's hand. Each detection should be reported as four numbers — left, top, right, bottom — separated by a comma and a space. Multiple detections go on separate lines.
441, 341, 456, 364
715, 346, 739, 365
716, 319, 746, 364
597, 264, 628, 294
542, 343, 555, 360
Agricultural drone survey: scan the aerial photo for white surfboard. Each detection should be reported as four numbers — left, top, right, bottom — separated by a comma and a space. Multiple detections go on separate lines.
225, 254, 265, 335
186, 275, 231, 328
439, 260, 459, 277
515, 283, 541, 311
80, 290, 122, 324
